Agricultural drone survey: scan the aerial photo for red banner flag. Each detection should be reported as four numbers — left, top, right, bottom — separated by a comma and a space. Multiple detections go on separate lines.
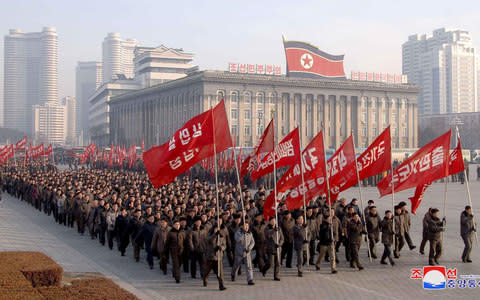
377, 130, 451, 197
0, 144, 14, 165
448, 137, 465, 175
15, 136, 27, 151
143, 100, 233, 188
25, 142, 32, 164
264, 131, 326, 219
326, 135, 357, 203
30, 143, 45, 159
409, 183, 431, 215
45, 144, 53, 156
108, 144, 113, 167
251, 128, 301, 181
240, 119, 275, 178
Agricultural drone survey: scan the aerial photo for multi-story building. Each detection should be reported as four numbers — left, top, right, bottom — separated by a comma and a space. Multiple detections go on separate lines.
33, 101, 66, 145
134, 45, 196, 88
3, 27, 58, 134
102, 33, 137, 83
402, 28, 477, 115
110, 70, 420, 150
88, 76, 140, 146
75, 61, 102, 142
60, 96, 76, 145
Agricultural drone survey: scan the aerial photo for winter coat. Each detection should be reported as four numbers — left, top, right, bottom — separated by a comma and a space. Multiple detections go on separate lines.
234, 228, 255, 257
164, 227, 185, 257
151, 225, 170, 256
347, 219, 364, 245
187, 224, 207, 253
380, 217, 394, 245
460, 211, 476, 237
293, 224, 309, 251
281, 218, 295, 243
366, 213, 381, 240
135, 221, 157, 250
206, 226, 227, 261
426, 216, 444, 241
264, 224, 284, 254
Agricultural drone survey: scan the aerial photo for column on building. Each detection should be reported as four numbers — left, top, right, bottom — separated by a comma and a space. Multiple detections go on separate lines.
333, 95, 341, 148
346, 95, 352, 138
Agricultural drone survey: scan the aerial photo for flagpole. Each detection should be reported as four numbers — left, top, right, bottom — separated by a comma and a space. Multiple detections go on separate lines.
352, 132, 372, 262
13, 146, 18, 170
270, 111, 280, 261
456, 126, 478, 246
390, 126, 396, 253
211, 105, 222, 277
297, 125, 310, 267
442, 129, 451, 242
321, 123, 336, 264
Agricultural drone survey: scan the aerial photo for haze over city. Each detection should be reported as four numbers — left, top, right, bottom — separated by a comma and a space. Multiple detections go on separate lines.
1, 0, 480, 101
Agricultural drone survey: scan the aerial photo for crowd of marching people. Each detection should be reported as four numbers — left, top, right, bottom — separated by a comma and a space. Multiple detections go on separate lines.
0, 163, 476, 291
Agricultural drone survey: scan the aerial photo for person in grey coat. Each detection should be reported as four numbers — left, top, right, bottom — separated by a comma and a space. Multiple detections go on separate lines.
293, 215, 309, 277
231, 222, 255, 285
460, 205, 476, 263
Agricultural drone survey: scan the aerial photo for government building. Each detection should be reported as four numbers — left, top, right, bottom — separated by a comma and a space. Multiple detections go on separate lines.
109, 70, 420, 151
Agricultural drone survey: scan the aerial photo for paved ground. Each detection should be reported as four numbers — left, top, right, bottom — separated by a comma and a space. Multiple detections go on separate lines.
1, 169, 480, 299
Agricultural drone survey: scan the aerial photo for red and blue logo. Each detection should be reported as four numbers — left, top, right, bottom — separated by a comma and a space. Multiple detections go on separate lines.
422, 266, 446, 289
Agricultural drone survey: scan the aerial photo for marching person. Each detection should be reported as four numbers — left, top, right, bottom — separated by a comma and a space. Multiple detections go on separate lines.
262, 216, 283, 281
280, 211, 294, 268
380, 210, 395, 266
135, 214, 157, 269
187, 216, 206, 278
460, 205, 476, 263
347, 213, 365, 271
231, 222, 255, 285
366, 206, 381, 259
115, 207, 131, 256
128, 209, 144, 262
393, 205, 405, 258
106, 203, 120, 250
293, 215, 309, 277
164, 219, 185, 283
203, 219, 227, 291
251, 213, 266, 272
427, 208, 445, 265
399, 201, 416, 250
419, 208, 433, 255
315, 211, 338, 274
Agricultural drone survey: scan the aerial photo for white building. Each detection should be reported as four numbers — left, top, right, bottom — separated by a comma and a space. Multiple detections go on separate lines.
60, 96, 76, 145
88, 76, 140, 146
134, 45, 196, 88
75, 61, 102, 142
102, 33, 137, 83
33, 101, 66, 145
402, 28, 478, 115
3, 27, 58, 134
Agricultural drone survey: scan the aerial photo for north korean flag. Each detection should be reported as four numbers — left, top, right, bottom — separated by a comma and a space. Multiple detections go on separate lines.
283, 38, 345, 79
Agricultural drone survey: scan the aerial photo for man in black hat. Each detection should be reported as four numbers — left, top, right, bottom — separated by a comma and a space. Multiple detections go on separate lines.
461, 205, 476, 263
293, 215, 309, 277
366, 205, 381, 259
280, 210, 294, 268
380, 210, 395, 266
188, 216, 206, 278
426, 208, 444, 265
135, 214, 157, 269
151, 217, 170, 273
347, 213, 365, 270
262, 216, 283, 281
251, 213, 266, 272
165, 219, 185, 283
203, 219, 227, 291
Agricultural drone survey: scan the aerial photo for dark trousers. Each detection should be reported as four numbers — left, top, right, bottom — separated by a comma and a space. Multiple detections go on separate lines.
146, 246, 154, 268
404, 231, 415, 248
281, 242, 293, 268
190, 252, 205, 278
254, 247, 266, 271
368, 235, 379, 258
107, 229, 115, 250
349, 242, 362, 268
309, 240, 316, 264
118, 236, 129, 255
131, 238, 140, 261
203, 259, 225, 288
420, 232, 428, 253
394, 235, 405, 256
98, 227, 106, 245
264, 252, 281, 279
462, 234, 473, 261
381, 243, 394, 264
67, 212, 75, 227
428, 239, 442, 264
182, 249, 189, 273
344, 238, 351, 261
76, 214, 85, 234
170, 252, 182, 282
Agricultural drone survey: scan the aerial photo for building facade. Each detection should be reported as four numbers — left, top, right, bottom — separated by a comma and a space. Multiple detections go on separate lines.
102, 33, 137, 83
110, 71, 420, 151
402, 28, 478, 115
75, 61, 102, 141
3, 27, 58, 134
134, 45, 196, 88
33, 101, 66, 145
60, 96, 76, 145
89, 77, 140, 146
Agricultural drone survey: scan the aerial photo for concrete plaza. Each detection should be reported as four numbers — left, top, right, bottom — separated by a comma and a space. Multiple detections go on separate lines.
1, 168, 480, 299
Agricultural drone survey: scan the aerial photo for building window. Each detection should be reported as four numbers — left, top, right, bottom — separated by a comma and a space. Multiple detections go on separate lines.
244, 92, 251, 105
403, 127, 407, 137
257, 93, 265, 106
362, 127, 367, 137
257, 125, 264, 136
231, 125, 238, 137
244, 109, 251, 119
216, 90, 225, 102
231, 109, 238, 120
373, 127, 377, 136
231, 91, 239, 103
244, 125, 251, 136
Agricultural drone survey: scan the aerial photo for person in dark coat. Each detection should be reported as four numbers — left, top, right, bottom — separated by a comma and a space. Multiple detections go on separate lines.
251, 213, 266, 272
280, 211, 294, 268
426, 208, 444, 265
380, 210, 395, 266
164, 219, 185, 283
293, 215, 309, 277
151, 218, 170, 274
393, 205, 405, 258
135, 214, 157, 269
315, 214, 338, 273
87, 199, 98, 239
128, 209, 144, 262
366, 206, 381, 259
419, 208, 433, 255
262, 216, 284, 281
114, 207, 130, 256
460, 206, 476, 263
187, 216, 206, 278
347, 213, 365, 270
203, 219, 227, 291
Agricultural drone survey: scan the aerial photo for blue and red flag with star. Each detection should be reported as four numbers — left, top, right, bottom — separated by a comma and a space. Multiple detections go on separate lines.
283, 37, 345, 79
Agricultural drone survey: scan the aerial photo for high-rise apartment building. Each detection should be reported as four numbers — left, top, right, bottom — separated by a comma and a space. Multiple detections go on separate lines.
134, 45, 196, 88
3, 27, 58, 134
60, 96, 76, 145
33, 100, 66, 145
102, 33, 137, 83
75, 61, 102, 140
402, 28, 477, 115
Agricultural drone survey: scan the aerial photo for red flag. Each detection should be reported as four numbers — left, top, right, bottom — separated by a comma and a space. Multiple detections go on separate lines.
25, 142, 32, 164
15, 136, 27, 151
142, 136, 145, 151
45, 144, 53, 156
448, 137, 465, 175
143, 100, 232, 188
264, 131, 325, 219
409, 183, 431, 215
251, 128, 301, 181
377, 130, 451, 197
338, 127, 391, 193
30, 143, 45, 159
108, 144, 113, 167
326, 135, 357, 203
240, 119, 275, 178
0, 144, 14, 165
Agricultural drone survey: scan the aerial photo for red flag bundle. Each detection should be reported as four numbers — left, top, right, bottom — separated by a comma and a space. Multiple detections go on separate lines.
143, 100, 232, 188
264, 131, 325, 219
0, 144, 14, 166
251, 128, 301, 181
240, 119, 274, 178
15, 136, 27, 151
25, 142, 32, 164
30, 143, 45, 159
377, 130, 451, 197
108, 144, 113, 167
45, 144, 53, 156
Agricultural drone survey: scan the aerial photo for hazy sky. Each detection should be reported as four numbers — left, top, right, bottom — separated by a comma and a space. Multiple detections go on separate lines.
1, 0, 480, 101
